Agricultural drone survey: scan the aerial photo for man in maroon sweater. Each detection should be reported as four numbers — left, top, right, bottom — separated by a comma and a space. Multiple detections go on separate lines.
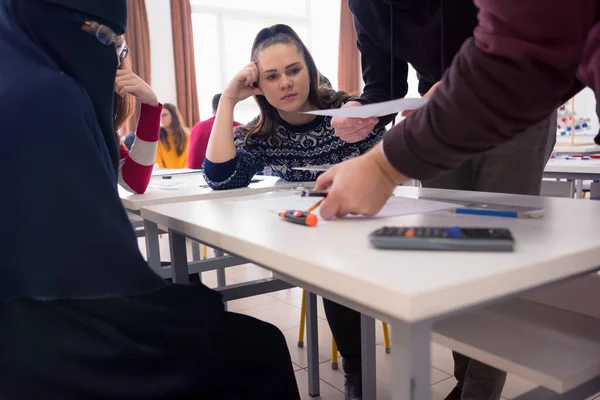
317, 0, 599, 395
318, 0, 598, 213
188, 93, 241, 169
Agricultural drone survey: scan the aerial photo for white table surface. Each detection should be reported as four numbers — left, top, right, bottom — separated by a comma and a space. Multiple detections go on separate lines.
140, 186, 600, 323
544, 158, 600, 175
119, 174, 313, 211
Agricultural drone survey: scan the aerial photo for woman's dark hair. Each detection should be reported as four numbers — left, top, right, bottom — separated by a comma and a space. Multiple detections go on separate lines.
113, 55, 136, 143
239, 24, 350, 140
160, 103, 189, 156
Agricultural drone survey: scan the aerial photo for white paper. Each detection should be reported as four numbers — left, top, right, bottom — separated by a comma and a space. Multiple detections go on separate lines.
233, 195, 458, 221
147, 180, 192, 189
292, 165, 332, 172
302, 97, 428, 118
151, 168, 202, 177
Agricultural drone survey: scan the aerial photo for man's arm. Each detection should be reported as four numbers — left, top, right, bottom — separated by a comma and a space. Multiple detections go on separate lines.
382, 0, 595, 180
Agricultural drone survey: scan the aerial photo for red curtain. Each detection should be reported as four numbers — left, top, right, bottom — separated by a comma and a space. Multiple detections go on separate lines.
337, 0, 360, 94
170, 0, 200, 128
124, 0, 151, 133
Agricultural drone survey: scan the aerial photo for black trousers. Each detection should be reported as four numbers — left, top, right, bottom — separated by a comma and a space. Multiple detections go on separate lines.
0, 284, 300, 400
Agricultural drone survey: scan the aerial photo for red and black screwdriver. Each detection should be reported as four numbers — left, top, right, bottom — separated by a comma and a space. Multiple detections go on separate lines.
279, 190, 327, 227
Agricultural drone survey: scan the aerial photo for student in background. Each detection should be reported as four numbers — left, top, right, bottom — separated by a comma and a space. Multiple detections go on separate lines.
114, 53, 162, 194
0, 0, 301, 398
203, 24, 384, 190
188, 93, 241, 169
156, 103, 190, 169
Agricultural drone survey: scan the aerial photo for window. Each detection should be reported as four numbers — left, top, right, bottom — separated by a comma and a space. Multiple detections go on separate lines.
191, 0, 308, 18
191, 0, 340, 123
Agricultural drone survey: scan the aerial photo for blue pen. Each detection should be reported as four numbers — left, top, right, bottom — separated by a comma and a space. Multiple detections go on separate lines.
450, 208, 543, 219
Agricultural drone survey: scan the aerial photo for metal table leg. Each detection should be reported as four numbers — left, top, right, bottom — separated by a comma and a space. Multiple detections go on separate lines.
575, 179, 584, 198
214, 249, 227, 310
191, 241, 201, 261
168, 231, 189, 284
391, 320, 431, 400
306, 291, 320, 397
143, 220, 161, 273
191, 241, 202, 283
361, 315, 377, 399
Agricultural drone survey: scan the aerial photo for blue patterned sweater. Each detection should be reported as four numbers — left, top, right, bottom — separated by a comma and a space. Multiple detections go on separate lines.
203, 102, 385, 190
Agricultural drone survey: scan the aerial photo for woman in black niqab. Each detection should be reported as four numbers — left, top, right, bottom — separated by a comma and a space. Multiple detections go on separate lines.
0, 0, 300, 398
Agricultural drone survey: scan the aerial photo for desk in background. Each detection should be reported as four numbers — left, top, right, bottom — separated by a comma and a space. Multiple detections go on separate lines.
543, 158, 600, 198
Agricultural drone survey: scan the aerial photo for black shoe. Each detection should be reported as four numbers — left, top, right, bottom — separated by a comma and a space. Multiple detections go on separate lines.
344, 369, 362, 400
444, 385, 462, 400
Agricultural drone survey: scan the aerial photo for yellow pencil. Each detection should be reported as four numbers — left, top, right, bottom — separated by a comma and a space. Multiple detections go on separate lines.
307, 198, 324, 213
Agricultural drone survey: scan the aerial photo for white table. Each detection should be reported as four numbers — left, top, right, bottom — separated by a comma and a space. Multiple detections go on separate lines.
120, 173, 305, 212
141, 187, 600, 400
120, 173, 313, 282
543, 158, 600, 198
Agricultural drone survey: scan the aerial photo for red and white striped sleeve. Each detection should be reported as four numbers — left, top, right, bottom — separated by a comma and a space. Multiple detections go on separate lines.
118, 103, 162, 194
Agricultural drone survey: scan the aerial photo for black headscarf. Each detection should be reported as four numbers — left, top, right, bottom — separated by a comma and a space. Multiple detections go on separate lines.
0, 0, 165, 301
8, 0, 127, 171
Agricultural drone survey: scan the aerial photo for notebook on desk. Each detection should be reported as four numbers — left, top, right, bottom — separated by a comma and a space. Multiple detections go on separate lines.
292, 165, 332, 172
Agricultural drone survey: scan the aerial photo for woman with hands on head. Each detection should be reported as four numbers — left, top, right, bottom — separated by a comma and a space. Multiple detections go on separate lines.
113, 53, 162, 194
203, 24, 387, 400
202, 24, 385, 191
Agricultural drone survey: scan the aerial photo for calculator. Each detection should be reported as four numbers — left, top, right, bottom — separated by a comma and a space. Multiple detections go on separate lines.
369, 226, 515, 252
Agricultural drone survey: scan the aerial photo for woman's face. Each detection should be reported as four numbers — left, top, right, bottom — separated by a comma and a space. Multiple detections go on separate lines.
256, 43, 311, 113
161, 109, 172, 129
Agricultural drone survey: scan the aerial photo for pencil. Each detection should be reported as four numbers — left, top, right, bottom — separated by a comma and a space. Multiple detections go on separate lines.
306, 198, 324, 213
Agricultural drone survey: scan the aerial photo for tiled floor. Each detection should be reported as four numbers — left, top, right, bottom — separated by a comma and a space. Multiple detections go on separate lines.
138, 237, 600, 399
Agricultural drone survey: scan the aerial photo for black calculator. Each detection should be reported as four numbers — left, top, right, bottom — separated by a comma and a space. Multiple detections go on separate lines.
369, 226, 515, 252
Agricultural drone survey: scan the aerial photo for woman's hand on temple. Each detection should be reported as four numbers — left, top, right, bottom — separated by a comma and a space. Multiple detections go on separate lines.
115, 69, 158, 107
223, 62, 264, 105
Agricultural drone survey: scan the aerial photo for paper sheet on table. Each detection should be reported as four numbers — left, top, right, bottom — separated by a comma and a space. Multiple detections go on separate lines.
147, 180, 192, 190
234, 195, 459, 221
151, 168, 202, 177
292, 164, 332, 172
302, 97, 428, 118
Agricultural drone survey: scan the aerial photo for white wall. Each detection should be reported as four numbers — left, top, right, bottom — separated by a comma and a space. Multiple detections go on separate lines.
145, 0, 178, 105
